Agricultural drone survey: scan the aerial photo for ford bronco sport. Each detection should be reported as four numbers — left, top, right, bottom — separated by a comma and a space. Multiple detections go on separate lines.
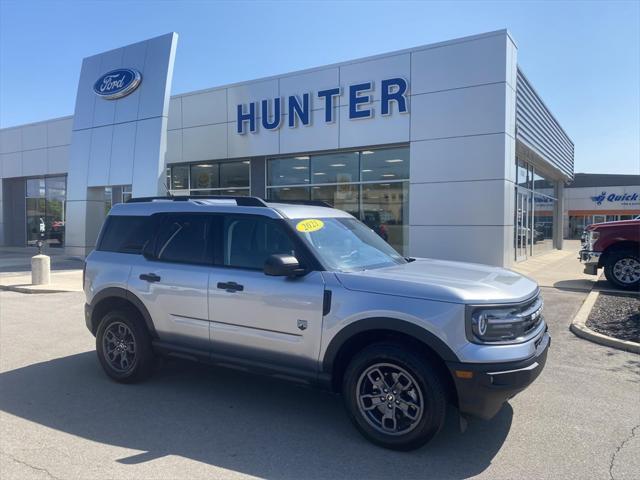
84, 196, 549, 450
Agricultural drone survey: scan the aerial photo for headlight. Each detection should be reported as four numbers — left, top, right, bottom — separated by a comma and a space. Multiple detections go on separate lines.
467, 296, 544, 344
587, 231, 599, 250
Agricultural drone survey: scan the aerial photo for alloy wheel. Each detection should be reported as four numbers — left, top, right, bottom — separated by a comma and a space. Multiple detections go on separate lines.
356, 363, 424, 436
103, 321, 137, 373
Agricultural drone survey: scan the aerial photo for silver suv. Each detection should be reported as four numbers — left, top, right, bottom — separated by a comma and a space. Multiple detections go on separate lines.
84, 196, 549, 450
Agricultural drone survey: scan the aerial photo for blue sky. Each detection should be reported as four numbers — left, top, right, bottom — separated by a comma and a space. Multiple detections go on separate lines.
1, 0, 638, 175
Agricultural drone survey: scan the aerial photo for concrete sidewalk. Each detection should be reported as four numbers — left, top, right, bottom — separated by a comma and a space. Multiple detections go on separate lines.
0, 247, 83, 293
0, 269, 83, 293
511, 240, 609, 292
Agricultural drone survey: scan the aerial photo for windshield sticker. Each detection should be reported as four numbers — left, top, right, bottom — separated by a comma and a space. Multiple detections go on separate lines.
296, 219, 324, 233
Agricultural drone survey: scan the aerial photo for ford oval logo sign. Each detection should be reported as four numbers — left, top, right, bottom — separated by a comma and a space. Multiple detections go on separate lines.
93, 68, 142, 100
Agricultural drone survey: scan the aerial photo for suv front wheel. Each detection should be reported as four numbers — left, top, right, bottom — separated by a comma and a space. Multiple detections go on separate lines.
96, 309, 155, 383
342, 343, 447, 451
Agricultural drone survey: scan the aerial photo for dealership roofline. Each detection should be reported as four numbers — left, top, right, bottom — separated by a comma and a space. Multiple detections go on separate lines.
567, 173, 640, 188
516, 68, 574, 145
0, 114, 73, 132
1, 29, 519, 131
171, 29, 516, 99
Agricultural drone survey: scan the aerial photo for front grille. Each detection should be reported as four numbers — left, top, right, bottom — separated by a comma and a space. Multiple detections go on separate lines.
517, 296, 544, 337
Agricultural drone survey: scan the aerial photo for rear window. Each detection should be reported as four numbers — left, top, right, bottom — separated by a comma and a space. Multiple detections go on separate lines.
98, 215, 155, 254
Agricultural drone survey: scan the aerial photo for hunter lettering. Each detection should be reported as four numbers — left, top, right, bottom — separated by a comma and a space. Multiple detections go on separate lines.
236, 77, 408, 134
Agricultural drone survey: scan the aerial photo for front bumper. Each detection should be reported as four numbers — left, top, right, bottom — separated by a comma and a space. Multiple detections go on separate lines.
579, 250, 601, 275
446, 331, 550, 420
84, 303, 94, 335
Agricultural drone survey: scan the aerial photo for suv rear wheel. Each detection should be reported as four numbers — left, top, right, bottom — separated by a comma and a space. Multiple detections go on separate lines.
604, 248, 640, 291
96, 309, 155, 383
342, 343, 447, 451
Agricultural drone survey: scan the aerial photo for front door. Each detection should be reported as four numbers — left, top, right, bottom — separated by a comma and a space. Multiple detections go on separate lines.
208, 215, 325, 374
128, 213, 215, 350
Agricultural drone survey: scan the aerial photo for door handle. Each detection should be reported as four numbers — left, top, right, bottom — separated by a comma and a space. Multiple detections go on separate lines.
217, 281, 244, 292
139, 273, 161, 283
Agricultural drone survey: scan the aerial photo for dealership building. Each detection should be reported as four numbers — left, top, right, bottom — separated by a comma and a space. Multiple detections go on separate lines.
563, 173, 640, 239
0, 30, 578, 266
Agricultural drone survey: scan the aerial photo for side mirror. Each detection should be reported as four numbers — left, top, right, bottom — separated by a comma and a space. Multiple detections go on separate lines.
264, 254, 305, 277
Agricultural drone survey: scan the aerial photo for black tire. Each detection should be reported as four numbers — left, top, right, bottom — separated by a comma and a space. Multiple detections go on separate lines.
342, 343, 447, 451
96, 309, 155, 383
604, 248, 640, 291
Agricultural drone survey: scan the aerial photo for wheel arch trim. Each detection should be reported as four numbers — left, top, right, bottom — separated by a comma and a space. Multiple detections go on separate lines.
321, 317, 460, 374
90, 287, 158, 338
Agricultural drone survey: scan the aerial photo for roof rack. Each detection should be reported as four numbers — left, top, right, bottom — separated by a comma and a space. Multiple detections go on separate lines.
125, 196, 334, 209
126, 196, 268, 207
267, 199, 333, 208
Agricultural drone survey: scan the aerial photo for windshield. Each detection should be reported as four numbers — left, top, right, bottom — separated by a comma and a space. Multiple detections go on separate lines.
290, 217, 406, 272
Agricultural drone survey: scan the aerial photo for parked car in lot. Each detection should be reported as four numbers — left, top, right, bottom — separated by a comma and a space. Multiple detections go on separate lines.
580, 217, 640, 290
84, 196, 549, 450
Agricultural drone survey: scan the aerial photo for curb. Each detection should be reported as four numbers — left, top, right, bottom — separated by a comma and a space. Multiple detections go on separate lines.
0, 285, 80, 294
570, 291, 640, 354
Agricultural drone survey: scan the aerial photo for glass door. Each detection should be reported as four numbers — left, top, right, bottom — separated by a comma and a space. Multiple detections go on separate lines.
25, 176, 66, 247
515, 189, 532, 261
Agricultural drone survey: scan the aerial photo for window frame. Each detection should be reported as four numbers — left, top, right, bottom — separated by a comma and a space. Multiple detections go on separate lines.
96, 214, 163, 255
148, 212, 218, 267
128, 212, 324, 272
217, 213, 322, 272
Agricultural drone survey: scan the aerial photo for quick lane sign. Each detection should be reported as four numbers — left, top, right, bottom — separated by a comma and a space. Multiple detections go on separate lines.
236, 78, 408, 134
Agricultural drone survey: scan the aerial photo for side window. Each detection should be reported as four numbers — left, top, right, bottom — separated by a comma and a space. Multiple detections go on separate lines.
98, 215, 155, 254
155, 214, 214, 265
223, 216, 296, 269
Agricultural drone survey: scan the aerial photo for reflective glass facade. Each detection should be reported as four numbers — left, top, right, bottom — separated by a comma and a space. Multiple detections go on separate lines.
267, 147, 409, 254
25, 176, 66, 247
169, 160, 250, 196
515, 160, 557, 259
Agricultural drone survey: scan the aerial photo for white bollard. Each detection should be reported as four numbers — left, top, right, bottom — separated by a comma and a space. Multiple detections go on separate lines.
31, 254, 51, 285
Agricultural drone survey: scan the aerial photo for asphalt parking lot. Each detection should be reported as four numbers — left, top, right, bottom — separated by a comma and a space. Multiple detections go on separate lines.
0, 288, 638, 480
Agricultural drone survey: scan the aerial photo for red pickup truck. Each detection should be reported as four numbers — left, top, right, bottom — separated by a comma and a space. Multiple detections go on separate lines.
579, 217, 640, 290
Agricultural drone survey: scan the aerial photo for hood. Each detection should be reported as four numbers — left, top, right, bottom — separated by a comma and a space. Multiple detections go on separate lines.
335, 258, 538, 304
588, 219, 639, 230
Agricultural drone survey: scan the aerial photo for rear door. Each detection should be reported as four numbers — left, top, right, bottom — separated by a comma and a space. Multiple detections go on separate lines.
128, 213, 215, 351
208, 214, 325, 374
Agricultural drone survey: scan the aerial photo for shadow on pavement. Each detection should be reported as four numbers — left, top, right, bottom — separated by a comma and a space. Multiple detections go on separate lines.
552, 279, 594, 292
0, 352, 512, 479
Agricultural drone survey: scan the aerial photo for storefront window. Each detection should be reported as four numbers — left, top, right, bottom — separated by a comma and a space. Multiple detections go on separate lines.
268, 156, 310, 186
361, 182, 408, 253
122, 185, 132, 203
532, 192, 555, 255
310, 152, 359, 184
268, 186, 310, 201
514, 158, 560, 259
171, 165, 189, 191
190, 164, 219, 189
220, 161, 250, 188
169, 160, 250, 196
266, 147, 410, 254
25, 175, 66, 247
311, 184, 359, 217
361, 148, 409, 182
